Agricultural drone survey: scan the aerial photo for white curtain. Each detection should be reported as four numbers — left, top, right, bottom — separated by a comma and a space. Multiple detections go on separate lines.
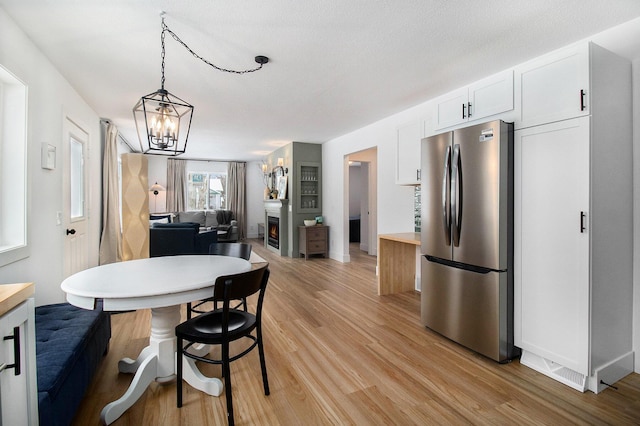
98, 123, 122, 265
227, 162, 247, 240
166, 158, 186, 212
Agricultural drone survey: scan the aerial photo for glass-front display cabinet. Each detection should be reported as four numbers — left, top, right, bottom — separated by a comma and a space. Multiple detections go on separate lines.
297, 161, 321, 213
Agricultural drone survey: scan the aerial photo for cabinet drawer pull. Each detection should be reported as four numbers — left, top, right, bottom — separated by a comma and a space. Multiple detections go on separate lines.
3, 326, 21, 376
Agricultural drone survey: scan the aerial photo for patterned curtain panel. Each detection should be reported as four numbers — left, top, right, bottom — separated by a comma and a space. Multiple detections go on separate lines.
98, 122, 123, 265
227, 162, 247, 240
166, 158, 186, 212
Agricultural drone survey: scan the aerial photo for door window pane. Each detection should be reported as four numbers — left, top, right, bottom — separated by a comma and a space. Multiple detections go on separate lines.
70, 137, 84, 219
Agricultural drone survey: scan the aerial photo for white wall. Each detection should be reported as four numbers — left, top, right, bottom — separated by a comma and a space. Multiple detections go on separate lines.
323, 104, 429, 262
0, 8, 101, 306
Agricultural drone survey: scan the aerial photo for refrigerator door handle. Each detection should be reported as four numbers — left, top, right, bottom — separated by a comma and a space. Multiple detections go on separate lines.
451, 144, 462, 246
442, 146, 452, 245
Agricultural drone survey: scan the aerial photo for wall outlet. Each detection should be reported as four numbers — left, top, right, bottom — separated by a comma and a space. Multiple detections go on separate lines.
56, 211, 62, 225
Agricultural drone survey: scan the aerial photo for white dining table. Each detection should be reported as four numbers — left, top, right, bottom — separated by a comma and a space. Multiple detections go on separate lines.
61, 255, 252, 425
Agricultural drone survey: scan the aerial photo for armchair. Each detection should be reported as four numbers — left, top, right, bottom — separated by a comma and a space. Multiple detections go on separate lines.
214, 210, 239, 242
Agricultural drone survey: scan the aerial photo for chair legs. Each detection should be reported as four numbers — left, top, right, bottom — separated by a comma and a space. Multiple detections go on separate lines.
257, 327, 270, 396
177, 337, 184, 407
222, 341, 234, 426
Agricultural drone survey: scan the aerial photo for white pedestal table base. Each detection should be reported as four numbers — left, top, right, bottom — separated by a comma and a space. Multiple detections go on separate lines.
100, 305, 223, 425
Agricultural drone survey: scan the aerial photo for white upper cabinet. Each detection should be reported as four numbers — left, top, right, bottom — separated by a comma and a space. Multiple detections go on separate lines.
395, 120, 424, 185
434, 70, 514, 130
515, 42, 589, 129
433, 87, 468, 130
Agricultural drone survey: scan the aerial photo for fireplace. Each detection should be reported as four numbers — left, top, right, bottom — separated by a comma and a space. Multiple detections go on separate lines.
264, 199, 288, 256
268, 215, 279, 249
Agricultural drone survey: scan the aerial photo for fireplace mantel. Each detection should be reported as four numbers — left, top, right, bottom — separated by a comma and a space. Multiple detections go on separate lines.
264, 199, 288, 256
264, 198, 288, 211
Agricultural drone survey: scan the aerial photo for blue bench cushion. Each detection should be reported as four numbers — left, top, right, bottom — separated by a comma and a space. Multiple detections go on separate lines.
35, 302, 111, 426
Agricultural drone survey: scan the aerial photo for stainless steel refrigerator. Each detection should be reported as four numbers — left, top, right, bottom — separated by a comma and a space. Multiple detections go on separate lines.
420, 120, 518, 362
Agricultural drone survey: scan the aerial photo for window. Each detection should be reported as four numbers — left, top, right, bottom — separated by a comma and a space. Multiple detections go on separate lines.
186, 172, 226, 210
0, 64, 28, 267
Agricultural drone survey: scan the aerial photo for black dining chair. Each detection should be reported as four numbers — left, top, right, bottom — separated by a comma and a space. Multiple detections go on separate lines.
187, 243, 253, 319
176, 265, 270, 426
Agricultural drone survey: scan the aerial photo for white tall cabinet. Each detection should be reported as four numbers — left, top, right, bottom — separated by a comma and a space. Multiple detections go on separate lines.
514, 42, 633, 393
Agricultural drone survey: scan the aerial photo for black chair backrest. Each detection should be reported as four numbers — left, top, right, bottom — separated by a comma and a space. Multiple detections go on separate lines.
209, 242, 252, 260
213, 265, 269, 305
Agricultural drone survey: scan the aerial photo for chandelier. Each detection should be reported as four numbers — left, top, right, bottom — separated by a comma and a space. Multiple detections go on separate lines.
133, 12, 269, 156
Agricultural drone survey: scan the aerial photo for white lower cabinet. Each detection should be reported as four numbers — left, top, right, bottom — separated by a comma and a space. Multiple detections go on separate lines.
515, 118, 590, 378
0, 298, 38, 425
515, 116, 633, 393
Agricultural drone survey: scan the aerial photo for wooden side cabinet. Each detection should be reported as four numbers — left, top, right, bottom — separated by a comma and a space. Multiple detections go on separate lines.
298, 225, 329, 259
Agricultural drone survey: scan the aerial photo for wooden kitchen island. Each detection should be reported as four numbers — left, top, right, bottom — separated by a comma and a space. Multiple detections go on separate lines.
377, 233, 421, 295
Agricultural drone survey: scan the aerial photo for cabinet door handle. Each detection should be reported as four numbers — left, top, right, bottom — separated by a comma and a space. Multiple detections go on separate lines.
3, 326, 21, 376
462, 103, 467, 119
416, 169, 421, 181
467, 102, 472, 118
580, 89, 586, 111
580, 211, 587, 233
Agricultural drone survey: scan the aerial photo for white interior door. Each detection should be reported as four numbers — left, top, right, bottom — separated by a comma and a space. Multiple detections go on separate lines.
63, 117, 89, 278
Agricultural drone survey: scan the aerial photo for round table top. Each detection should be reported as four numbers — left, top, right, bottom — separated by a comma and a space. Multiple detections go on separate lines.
61, 255, 251, 311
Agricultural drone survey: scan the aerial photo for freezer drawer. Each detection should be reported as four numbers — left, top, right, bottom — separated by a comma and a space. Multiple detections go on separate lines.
420, 256, 515, 362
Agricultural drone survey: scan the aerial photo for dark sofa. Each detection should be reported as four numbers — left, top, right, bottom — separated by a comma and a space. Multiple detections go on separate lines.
151, 210, 239, 242
149, 222, 218, 257
35, 302, 111, 426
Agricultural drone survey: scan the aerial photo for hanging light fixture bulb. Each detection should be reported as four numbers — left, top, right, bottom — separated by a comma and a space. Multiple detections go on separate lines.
133, 12, 268, 156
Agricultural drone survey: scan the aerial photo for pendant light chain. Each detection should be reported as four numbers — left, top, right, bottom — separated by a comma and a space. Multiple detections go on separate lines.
161, 18, 266, 75
160, 18, 167, 90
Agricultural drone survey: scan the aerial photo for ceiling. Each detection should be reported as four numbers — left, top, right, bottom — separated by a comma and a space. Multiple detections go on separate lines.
2, 1, 640, 161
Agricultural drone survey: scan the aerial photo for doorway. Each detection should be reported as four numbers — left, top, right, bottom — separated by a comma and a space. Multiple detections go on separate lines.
345, 148, 377, 258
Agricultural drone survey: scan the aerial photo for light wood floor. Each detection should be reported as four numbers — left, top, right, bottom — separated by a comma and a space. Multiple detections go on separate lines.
73, 240, 640, 425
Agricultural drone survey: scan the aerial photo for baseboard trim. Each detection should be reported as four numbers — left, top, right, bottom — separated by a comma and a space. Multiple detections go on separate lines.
587, 351, 634, 394
521, 350, 635, 394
